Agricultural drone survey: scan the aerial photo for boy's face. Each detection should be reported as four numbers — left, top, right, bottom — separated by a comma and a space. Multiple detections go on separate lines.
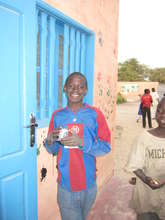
64, 75, 87, 105
156, 99, 165, 128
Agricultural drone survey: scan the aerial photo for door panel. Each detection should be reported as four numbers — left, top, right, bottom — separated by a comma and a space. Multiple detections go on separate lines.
0, 3, 23, 157
0, 0, 37, 219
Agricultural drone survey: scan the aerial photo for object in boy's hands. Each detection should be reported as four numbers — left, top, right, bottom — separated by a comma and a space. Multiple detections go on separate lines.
57, 128, 68, 140
151, 179, 160, 185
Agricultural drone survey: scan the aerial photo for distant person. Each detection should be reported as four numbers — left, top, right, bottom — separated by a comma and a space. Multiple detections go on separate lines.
141, 89, 153, 128
151, 87, 159, 119
126, 97, 165, 220
136, 94, 142, 123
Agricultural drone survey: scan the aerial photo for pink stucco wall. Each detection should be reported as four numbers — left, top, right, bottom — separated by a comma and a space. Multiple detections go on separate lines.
37, 1, 119, 219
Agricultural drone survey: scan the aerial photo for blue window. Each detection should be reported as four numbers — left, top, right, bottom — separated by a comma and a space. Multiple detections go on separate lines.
36, 1, 95, 126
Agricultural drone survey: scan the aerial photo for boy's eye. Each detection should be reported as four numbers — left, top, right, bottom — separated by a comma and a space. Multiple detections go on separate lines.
67, 84, 85, 89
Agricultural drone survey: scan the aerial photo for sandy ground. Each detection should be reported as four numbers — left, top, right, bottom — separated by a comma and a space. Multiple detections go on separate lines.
114, 101, 143, 179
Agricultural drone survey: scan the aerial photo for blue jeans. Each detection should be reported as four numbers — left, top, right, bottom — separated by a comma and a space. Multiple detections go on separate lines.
57, 183, 97, 220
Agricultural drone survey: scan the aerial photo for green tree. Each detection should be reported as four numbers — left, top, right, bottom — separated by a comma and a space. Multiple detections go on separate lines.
150, 68, 165, 83
118, 58, 165, 83
118, 58, 148, 81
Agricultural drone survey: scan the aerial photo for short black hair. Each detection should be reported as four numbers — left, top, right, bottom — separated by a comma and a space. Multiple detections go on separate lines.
144, 89, 150, 94
64, 72, 88, 88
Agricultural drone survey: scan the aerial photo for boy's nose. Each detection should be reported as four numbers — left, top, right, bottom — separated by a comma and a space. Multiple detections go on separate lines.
72, 85, 79, 91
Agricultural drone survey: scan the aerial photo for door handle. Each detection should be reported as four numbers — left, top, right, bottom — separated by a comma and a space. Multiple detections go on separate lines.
25, 113, 38, 147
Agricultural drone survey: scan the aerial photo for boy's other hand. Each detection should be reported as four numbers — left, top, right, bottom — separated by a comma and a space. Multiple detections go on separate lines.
60, 132, 83, 147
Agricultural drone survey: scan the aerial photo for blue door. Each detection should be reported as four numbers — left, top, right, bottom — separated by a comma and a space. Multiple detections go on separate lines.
0, 0, 38, 219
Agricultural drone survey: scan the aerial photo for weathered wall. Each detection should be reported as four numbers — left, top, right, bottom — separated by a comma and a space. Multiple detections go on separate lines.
117, 81, 159, 101
37, 1, 119, 219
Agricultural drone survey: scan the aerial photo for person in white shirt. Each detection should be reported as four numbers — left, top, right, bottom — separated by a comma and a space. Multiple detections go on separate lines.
125, 97, 165, 220
151, 87, 159, 119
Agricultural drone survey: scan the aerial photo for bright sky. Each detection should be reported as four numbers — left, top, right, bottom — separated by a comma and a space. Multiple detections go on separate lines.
118, 0, 165, 68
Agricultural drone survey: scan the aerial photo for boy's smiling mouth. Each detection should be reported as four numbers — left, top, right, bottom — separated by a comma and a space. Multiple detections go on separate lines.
71, 94, 79, 97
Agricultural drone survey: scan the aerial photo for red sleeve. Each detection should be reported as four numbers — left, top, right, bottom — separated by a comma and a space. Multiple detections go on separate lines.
48, 112, 56, 134
95, 108, 111, 143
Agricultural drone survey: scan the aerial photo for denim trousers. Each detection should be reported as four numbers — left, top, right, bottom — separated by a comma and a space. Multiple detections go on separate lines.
57, 183, 97, 220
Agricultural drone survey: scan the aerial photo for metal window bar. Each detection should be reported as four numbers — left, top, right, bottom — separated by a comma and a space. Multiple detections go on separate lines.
36, 7, 92, 122
62, 24, 69, 106
48, 16, 56, 117
58, 34, 64, 109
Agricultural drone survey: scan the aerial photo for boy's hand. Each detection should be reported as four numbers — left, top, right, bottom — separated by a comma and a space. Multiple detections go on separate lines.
134, 169, 165, 190
60, 132, 83, 147
47, 128, 61, 145
145, 177, 165, 190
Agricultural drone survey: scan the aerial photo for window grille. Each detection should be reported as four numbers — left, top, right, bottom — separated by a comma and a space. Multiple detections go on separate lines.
36, 1, 95, 124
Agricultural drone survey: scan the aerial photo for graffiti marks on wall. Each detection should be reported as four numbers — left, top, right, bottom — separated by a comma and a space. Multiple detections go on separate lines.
37, 127, 57, 183
98, 31, 104, 47
96, 72, 115, 123
121, 84, 139, 94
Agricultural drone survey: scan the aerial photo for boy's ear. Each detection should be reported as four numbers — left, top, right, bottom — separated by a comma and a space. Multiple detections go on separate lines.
64, 86, 66, 93
84, 88, 88, 96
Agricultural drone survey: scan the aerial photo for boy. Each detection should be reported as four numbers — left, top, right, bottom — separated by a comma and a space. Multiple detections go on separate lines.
126, 97, 165, 220
141, 89, 153, 128
44, 72, 111, 220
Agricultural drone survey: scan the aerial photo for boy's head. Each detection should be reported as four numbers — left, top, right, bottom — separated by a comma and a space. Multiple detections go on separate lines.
152, 88, 155, 92
64, 72, 88, 89
156, 97, 165, 128
144, 89, 150, 94
64, 72, 88, 105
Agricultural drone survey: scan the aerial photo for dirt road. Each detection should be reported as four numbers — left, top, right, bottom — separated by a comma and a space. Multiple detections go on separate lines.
114, 101, 143, 179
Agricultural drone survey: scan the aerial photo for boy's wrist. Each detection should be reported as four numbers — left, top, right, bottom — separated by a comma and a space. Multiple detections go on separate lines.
79, 139, 83, 147
47, 134, 54, 145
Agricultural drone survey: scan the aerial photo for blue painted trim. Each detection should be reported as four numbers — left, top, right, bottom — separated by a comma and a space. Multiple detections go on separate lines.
75, 30, 80, 71
85, 34, 95, 105
40, 12, 47, 119
36, 9, 40, 119
37, 118, 50, 128
80, 33, 86, 75
69, 27, 75, 73
48, 16, 56, 117
36, 0, 95, 113
36, 0, 94, 35
62, 24, 69, 107
36, 66, 40, 72
54, 24, 60, 110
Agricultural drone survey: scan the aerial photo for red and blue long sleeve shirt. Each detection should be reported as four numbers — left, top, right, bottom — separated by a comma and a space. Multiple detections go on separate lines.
45, 104, 111, 192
